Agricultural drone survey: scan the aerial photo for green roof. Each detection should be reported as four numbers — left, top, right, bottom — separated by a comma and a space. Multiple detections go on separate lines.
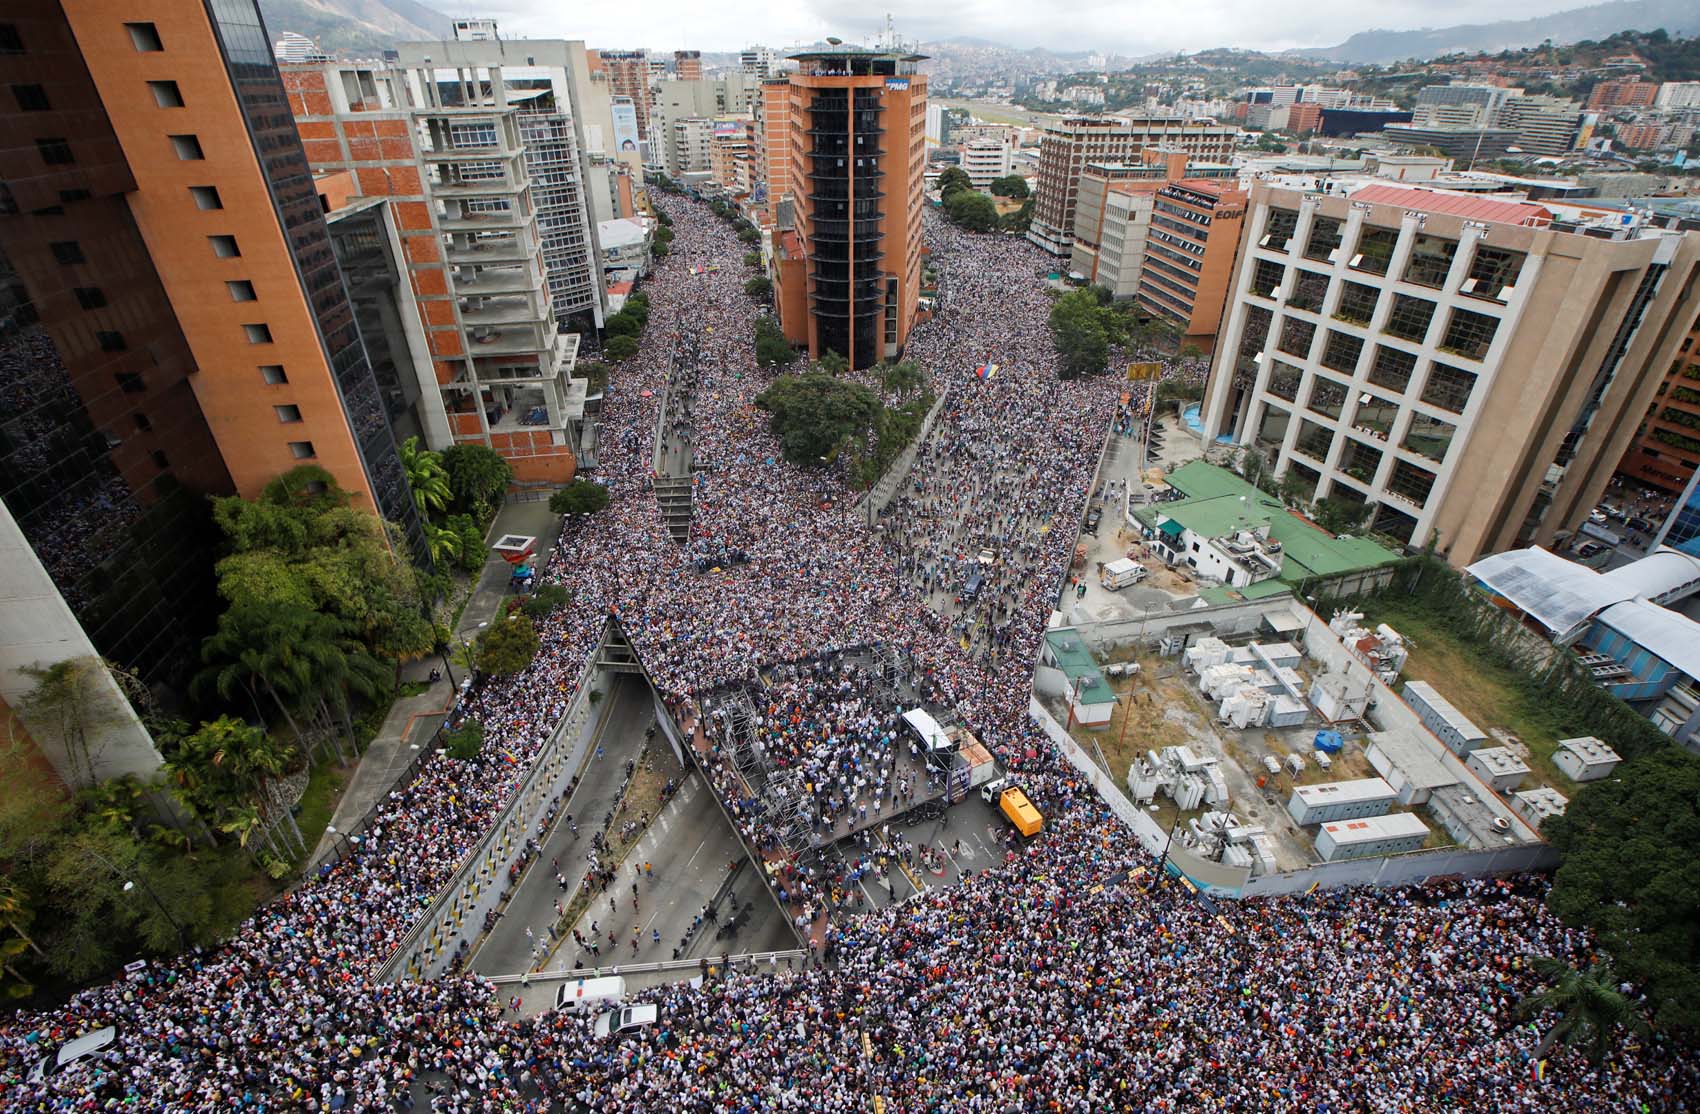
1198, 580, 1295, 606
1149, 461, 1400, 586
1044, 630, 1117, 706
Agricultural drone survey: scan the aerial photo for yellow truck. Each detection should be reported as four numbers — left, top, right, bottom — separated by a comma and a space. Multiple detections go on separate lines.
981, 778, 1043, 838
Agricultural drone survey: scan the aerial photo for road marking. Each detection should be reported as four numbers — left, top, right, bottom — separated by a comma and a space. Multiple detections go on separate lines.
683, 837, 709, 870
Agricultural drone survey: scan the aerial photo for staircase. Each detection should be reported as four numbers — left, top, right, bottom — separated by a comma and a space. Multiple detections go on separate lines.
654, 475, 694, 544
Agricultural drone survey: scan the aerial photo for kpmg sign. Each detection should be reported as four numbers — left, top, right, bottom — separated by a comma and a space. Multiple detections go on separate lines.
885, 78, 909, 91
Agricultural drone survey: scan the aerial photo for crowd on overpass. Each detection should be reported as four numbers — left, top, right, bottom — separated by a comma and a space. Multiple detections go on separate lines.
2, 195, 1694, 1113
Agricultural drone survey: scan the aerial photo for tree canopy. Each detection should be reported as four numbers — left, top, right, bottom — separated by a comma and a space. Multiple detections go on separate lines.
549, 480, 611, 517
756, 373, 883, 467
475, 614, 540, 677
1543, 747, 1700, 1033
605, 335, 639, 362
439, 444, 512, 523
988, 175, 1029, 199
754, 315, 794, 368
1049, 288, 1112, 378
936, 166, 972, 199
943, 189, 1001, 233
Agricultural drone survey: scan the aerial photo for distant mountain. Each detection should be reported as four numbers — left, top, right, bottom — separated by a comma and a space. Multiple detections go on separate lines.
256, 0, 452, 55
1299, 0, 1700, 64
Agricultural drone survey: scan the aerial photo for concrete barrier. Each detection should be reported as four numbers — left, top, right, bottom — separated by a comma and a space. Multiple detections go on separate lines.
855, 389, 949, 522
485, 949, 808, 986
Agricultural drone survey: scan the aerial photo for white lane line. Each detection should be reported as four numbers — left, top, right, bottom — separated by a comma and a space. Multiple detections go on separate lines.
683, 837, 709, 870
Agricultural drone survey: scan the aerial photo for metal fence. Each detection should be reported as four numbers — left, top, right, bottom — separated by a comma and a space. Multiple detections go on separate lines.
307, 713, 449, 875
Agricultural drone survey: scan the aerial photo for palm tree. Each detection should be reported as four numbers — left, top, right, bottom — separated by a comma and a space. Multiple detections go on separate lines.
425, 521, 465, 566
1519, 957, 1647, 1063
399, 436, 451, 519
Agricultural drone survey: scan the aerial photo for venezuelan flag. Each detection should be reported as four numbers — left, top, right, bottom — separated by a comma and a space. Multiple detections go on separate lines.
501, 750, 518, 766
1532, 1060, 1547, 1083
974, 363, 999, 380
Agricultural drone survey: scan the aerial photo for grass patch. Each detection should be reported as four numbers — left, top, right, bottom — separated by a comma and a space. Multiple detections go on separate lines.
395, 680, 431, 699
292, 758, 353, 868
1361, 600, 1583, 787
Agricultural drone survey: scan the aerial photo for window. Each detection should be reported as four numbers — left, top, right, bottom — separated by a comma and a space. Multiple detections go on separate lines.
133, 413, 152, 432
11, 83, 48, 111
51, 241, 84, 265
1339, 440, 1383, 485
1288, 269, 1329, 313
1352, 392, 1400, 440
1440, 308, 1499, 361
243, 323, 273, 344
1387, 460, 1437, 507
1350, 226, 1398, 276
169, 134, 203, 161
147, 80, 184, 108
1260, 208, 1299, 252
1320, 330, 1364, 374
1267, 361, 1303, 402
274, 404, 303, 423
0, 25, 22, 54
115, 371, 146, 393
1462, 245, 1525, 303
36, 138, 74, 165
74, 287, 106, 309
259, 364, 288, 385
1306, 375, 1348, 420
1251, 258, 1285, 299
189, 186, 223, 210
226, 280, 257, 302
1303, 216, 1343, 262
125, 22, 163, 52
96, 330, 126, 352
288, 441, 317, 459
1402, 234, 1457, 289
151, 449, 170, 469
1420, 363, 1476, 413
1383, 294, 1436, 343
1295, 418, 1335, 462
449, 122, 499, 149
1368, 345, 1417, 393
209, 235, 240, 258
1402, 412, 1457, 464
1334, 281, 1379, 326
1276, 317, 1316, 359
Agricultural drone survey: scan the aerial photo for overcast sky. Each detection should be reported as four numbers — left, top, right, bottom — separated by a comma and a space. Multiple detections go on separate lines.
464, 0, 1591, 55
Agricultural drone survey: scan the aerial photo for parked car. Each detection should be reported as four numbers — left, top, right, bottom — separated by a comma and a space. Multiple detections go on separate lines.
594, 1004, 659, 1039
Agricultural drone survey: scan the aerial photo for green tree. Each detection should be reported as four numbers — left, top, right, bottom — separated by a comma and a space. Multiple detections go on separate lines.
652, 241, 670, 259
606, 335, 639, 361
520, 584, 572, 620
605, 312, 641, 339
1000, 196, 1035, 233
440, 443, 513, 522
161, 717, 301, 861
738, 227, 760, 244
1543, 748, 1700, 1031
943, 189, 1000, 232
755, 373, 882, 467
743, 251, 762, 268
442, 718, 485, 761
13, 658, 141, 788
755, 315, 794, 368
936, 166, 972, 198
745, 276, 773, 297
425, 521, 465, 567
1049, 288, 1111, 379
988, 174, 1029, 198
1311, 497, 1370, 535
549, 480, 611, 517
814, 349, 849, 377
1519, 957, 1647, 1062
443, 513, 487, 572
880, 359, 926, 400
475, 614, 540, 677
398, 436, 451, 519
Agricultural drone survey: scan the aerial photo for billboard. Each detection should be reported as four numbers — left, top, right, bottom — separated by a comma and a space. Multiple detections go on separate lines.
713, 120, 744, 139
611, 99, 640, 153
885, 78, 909, 91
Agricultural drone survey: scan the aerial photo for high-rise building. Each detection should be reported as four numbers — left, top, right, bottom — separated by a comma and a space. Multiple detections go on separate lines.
1588, 78, 1658, 112
271, 29, 324, 63
740, 46, 782, 80
709, 119, 753, 195
1619, 309, 1700, 495
1068, 150, 1235, 298
1657, 82, 1700, 110
667, 116, 714, 178
595, 50, 652, 140
673, 50, 702, 81
1134, 179, 1248, 354
769, 48, 928, 369
960, 136, 1013, 189
1201, 181, 1700, 562
753, 77, 792, 222
1027, 115, 1237, 255
1497, 95, 1583, 156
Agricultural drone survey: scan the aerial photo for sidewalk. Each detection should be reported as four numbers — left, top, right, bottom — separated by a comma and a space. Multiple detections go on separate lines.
305, 498, 564, 869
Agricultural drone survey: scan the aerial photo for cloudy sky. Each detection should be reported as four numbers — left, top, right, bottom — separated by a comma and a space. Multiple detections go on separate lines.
464, 0, 1591, 54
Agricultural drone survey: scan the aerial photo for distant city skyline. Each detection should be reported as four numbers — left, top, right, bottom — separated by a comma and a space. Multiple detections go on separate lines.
463, 0, 1598, 56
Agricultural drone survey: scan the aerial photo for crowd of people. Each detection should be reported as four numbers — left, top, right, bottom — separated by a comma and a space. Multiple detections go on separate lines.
3, 193, 1696, 1113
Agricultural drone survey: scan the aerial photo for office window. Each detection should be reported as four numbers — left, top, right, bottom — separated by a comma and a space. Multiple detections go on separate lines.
1267, 361, 1303, 402
243, 323, 273, 344
11, 83, 48, 111
189, 186, 223, 210
1421, 363, 1477, 413
226, 280, 256, 302
169, 134, 203, 161
1463, 245, 1525, 303
1440, 308, 1499, 361
209, 235, 240, 258
36, 138, 74, 165
97, 330, 126, 352
133, 413, 152, 432
1368, 345, 1417, 393
1306, 375, 1348, 420
1320, 330, 1364, 374
1402, 234, 1458, 289
115, 371, 146, 393
74, 286, 106, 309
1350, 226, 1398, 276
1383, 294, 1436, 344
1402, 412, 1457, 464
1334, 281, 1379, 326
274, 404, 302, 423
0, 25, 22, 54
1303, 216, 1343, 262
148, 80, 184, 108
1288, 270, 1329, 313
259, 364, 288, 385
151, 449, 170, 469
51, 241, 84, 265
288, 441, 317, 459
1276, 316, 1316, 359
1251, 258, 1285, 298
1261, 208, 1299, 252
125, 22, 163, 52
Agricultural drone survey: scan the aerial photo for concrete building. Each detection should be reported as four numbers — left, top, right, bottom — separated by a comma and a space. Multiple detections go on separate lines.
1403, 681, 1488, 756
673, 50, 702, 82
1617, 309, 1700, 495
1383, 124, 1518, 163
1135, 178, 1248, 353
1200, 180, 1700, 558
740, 46, 783, 80
667, 116, 714, 178
1509, 786, 1568, 830
1314, 813, 1429, 861
769, 48, 928, 369
1066, 151, 1237, 303
709, 119, 754, 196
1657, 82, 1700, 110
1287, 777, 1398, 826
960, 135, 1013, 189
1465, 746, 1530, 794
594, 50, 652, 140
1615, 122, 1671, 151
1498, 95, 1583, 156
753, 78, 792, 222
1589, 78, 1658, 112
1552, 737, 1621, 782
1027, 115, 1237, 255
1364, 729, 1457, 806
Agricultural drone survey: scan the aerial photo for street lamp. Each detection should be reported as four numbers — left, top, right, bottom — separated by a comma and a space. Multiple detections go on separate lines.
99, 857, 187, 949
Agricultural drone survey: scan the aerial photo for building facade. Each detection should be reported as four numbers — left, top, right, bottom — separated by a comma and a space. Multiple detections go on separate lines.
1135, 179, 1248, 353
595, 50, 652, 140
1027, 115, 1236, 255
1201, 181, 1700, 562
1618, 306, 1700, 495
673, 50, 701, 81
770, 48, 927, 369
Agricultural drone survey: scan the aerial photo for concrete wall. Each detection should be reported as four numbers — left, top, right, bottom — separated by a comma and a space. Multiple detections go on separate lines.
855, 388, 950, 521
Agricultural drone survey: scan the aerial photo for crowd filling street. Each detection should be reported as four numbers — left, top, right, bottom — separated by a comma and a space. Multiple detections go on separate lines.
3, 195, 1696, 1113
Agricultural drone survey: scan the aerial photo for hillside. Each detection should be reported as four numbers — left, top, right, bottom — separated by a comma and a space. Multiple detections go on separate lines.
1300, 0, 1700, 64
256, 0, 451, 55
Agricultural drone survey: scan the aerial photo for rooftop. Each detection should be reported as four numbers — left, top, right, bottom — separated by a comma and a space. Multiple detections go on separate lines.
1044, 629, 1117, 707
1366, 729, 1458, 792
1347, 182, 1554, 227
1467, 545, 1700, 642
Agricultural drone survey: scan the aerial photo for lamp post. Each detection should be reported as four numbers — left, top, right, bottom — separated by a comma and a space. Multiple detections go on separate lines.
87, 848, 187, 949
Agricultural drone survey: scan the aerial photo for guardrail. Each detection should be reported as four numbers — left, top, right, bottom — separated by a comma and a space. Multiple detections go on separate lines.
377, 632, 608, 982
484, 948, 809, 986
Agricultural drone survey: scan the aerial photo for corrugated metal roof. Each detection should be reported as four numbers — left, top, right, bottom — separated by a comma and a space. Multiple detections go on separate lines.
1349, 183, 1553, 227
1595, 599, 1700, 680
1465, 546, 1624, 638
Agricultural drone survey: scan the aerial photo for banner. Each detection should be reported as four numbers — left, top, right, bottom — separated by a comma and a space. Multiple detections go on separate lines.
1127, 362, 1162, 381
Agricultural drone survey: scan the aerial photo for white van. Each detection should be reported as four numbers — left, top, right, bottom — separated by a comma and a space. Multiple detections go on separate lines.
27, 1027, 116, 1084
594, 1003, 659, 1038
555, 975, 626, 1016
1100, 558, 1147, 590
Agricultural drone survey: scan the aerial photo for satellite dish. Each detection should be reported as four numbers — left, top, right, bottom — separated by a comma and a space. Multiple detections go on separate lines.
827, 36, 843, 45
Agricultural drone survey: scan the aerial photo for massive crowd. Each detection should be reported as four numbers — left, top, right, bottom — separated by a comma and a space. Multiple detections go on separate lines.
2, 194, 1696, 1113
